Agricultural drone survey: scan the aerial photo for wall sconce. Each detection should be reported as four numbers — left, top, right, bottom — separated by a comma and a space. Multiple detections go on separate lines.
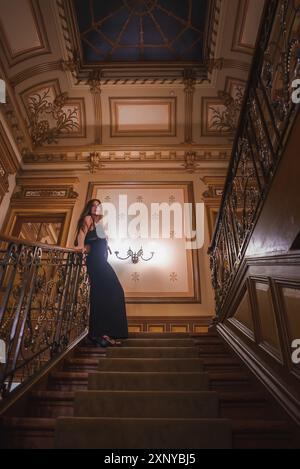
114, 246, 154, 264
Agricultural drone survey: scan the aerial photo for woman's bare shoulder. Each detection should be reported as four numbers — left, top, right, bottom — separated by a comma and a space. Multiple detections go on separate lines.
82, 215, 93, 228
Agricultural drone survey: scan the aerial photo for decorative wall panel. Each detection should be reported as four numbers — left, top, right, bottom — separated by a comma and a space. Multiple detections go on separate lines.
88, 182, 201, 303
109, 97, 176, 137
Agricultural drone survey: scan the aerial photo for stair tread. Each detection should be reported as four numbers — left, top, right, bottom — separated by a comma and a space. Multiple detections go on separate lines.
30, 389, 267, 400
77, 347, 107, 353
0, 417, 55, 429
232, 420, 292, 432
3, 329, 298, 449
194, 340, 225, 345
209, 371, 251, 380
123, 339, 195, 342
88, 371, 210, 391
30, 391, 75, 400
54, 417, 232, 448
51, 372, 88, 379
75, 390, 218, 395
90, 371, 207, 374
98, 357, 203, 363
107, 346, 198, 349
219, 392, 267, 402
201, 357, 240, 364
66, 358, 100, 364
2, 416, 290, 428
57, 416, 230, 422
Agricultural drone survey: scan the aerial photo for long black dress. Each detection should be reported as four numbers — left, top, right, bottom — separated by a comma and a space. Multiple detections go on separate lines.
85, 224, 128, 339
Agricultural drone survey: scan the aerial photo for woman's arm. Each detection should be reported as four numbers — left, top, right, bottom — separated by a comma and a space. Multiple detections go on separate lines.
76, 216, 92, 250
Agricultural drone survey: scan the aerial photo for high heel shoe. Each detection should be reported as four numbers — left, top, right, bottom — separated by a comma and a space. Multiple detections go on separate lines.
98, 337, 110, 347
102, 335, 122, 346
88, 336, 110, 348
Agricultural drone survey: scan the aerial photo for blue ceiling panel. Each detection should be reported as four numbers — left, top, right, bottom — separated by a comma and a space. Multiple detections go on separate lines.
120, 16, 140, 45
73, 0, 209, 63
100, 8, 129, 42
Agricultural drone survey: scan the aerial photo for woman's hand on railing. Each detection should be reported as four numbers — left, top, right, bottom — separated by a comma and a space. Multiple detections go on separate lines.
74, 246, 87, 254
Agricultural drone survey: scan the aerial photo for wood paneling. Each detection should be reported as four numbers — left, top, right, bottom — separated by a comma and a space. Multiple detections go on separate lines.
280, 286, 300, 342
253, 280, 283, 363
128, 316, 212, 333
217, 252, 300, 424
231, 288, 254, 338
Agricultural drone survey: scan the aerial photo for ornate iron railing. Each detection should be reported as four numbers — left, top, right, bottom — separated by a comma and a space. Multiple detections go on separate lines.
209, 0, 300, 316
0, 235, 89, 398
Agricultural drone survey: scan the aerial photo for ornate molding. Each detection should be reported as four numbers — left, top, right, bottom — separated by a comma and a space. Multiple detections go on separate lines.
200, 176, 225, 199
12, 187, 78, 199
11, 176, 79, 206
0, 121, 20, 203
184, 151, 197, 173
206, 0, 222, 62
2, 92, 31, 157
89, 152, 105, 173
8, 56, 250, 88
206, 58, 224, 73
10, 61, 62, 87
209, 87, 244, 133
183, 69, 197, 144
87, 71, 102, 94
27, 89, 80, 147
7, 57, 250, 89
23, 148, 231, 168
60, 53, 80, 76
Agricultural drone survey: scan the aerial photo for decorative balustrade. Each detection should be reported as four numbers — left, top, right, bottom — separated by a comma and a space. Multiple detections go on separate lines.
0, 235, 89, 398
209, 0, 300, 316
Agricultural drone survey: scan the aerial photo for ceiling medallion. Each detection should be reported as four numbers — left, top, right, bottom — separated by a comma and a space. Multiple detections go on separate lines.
123, 0, 158, 16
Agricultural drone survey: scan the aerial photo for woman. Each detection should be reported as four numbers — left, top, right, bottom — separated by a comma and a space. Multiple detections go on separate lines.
75, 199, 128, 347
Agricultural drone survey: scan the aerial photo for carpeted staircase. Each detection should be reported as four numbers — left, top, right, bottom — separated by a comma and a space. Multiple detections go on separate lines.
1, 331, 298, 448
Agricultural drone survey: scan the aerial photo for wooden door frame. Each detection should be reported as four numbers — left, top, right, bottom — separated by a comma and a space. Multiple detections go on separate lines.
1, 207, 73, 247
11, 213, 66, 245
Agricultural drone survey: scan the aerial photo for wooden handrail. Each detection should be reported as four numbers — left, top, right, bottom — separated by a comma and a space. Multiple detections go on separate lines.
0, 233, 76, 253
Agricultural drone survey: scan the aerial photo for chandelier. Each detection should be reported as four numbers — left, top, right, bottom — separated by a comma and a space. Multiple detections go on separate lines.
114, 246, 154, 264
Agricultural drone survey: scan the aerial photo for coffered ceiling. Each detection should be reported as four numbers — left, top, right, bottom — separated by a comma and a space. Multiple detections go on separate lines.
71, 0, 210, 64
0, 0, 265, 173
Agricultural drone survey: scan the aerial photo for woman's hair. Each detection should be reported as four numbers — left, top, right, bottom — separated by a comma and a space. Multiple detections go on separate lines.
74, 198, 102, 246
